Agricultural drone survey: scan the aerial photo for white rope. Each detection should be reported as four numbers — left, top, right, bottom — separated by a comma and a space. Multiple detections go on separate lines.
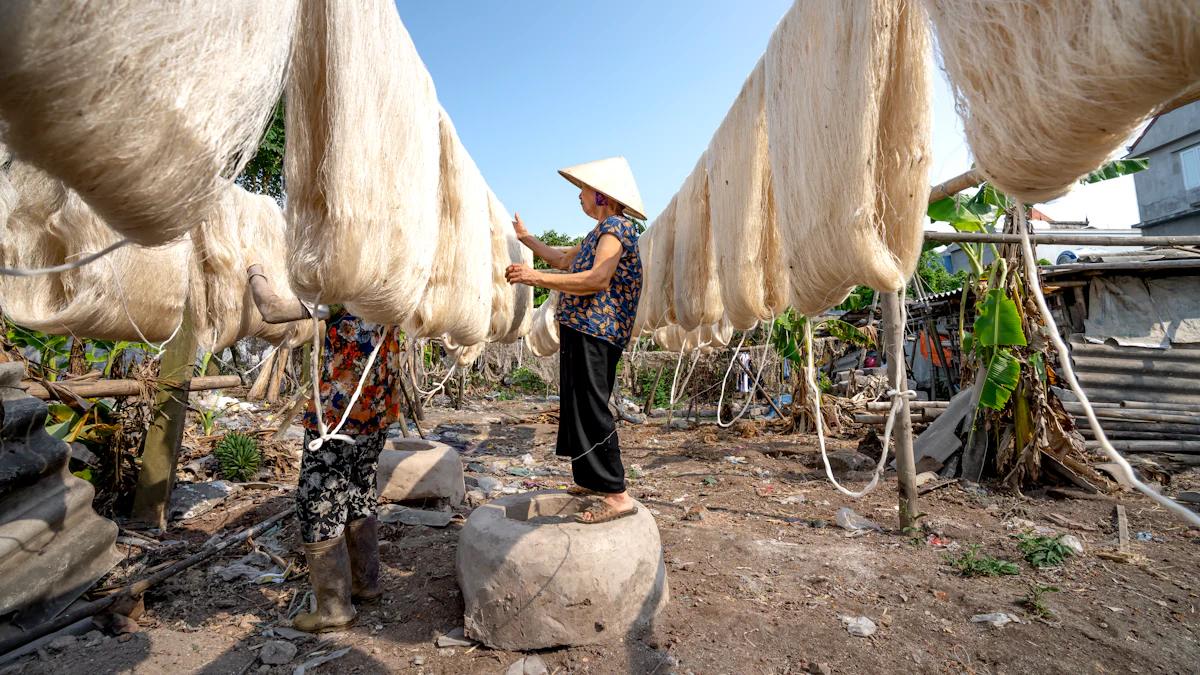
304, 300, 391, 452
717, 317, 775, 428
1014, 207, 1200, 527
0, 238, 134, 277
810, 304, 915, 498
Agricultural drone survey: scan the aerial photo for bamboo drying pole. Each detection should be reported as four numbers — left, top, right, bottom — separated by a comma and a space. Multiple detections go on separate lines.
20, 375, 240, 400
924, 231, 1200, 247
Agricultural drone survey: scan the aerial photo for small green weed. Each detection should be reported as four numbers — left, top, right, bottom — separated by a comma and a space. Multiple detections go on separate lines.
1017, 533, 1074, 568
1022, 582, 1060, 619
215, 431, 261, 482
627, 467, 641, 480
943, 545, 1020, 577
902, 512, 929, 547
195, 405, 225, 436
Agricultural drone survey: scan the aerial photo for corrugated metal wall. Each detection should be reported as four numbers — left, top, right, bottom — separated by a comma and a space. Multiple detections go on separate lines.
1068, 336, 1200, 405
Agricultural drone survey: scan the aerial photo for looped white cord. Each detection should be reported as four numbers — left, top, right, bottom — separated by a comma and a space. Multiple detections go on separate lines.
717, 317, 776, 428
303, 298, 391, 452
1014, 207, 1200, 526
0, 238, 134, 276
811, 311, 913, 498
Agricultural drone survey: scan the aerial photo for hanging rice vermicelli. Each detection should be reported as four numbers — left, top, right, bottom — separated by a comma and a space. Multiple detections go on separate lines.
0, 162, 191, 342
404, 107, 493, 346
526, 291, 561, 358
673, 151, 723, 331
642, 194, 679, 331
286, 0, 440, 324
764, 0, 931, 315
706, 58, 788, 330
924, 0, 1200, 204
0, 0, 295, 246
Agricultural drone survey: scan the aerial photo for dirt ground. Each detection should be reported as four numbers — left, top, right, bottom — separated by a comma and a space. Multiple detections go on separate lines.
6, 396, 1200, 675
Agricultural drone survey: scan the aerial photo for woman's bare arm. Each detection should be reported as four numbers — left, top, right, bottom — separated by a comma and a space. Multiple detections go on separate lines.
247, 264, 311, 324
512, 212, 579, 271
505, 234, 623, 295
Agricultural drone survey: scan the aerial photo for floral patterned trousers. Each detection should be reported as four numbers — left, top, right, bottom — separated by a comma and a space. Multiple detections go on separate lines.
298, 430, 386, 543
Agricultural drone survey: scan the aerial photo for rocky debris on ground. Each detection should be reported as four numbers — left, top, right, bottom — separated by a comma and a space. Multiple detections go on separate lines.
378, 504, 461, 527
506, 655, 549, 675
822, 450, 875, 475
435, 627, 477, 648
169, 480, 244, 521
293, 647, 350, 675
258, 640, 297, 665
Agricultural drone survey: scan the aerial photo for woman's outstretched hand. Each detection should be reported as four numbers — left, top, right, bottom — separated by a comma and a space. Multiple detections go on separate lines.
505, 263, 540, 286
512, 212, 530, 239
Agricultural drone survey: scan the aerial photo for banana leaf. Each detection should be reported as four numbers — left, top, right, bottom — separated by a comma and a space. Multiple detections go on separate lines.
979, 348, 1021, 410
974, 290, 1026, 347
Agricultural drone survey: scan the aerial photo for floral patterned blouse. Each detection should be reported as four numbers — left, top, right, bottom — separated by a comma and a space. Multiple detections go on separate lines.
556, 215, 643, 349
301, 310, 404, 436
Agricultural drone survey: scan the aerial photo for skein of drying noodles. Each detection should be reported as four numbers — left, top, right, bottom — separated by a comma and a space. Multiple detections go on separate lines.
0, 0, 296, 246
924, 0, 1200, 204
526, 292, 561, 358
286, 0, 440, 324
0, 162, 191, 342
631, 223, 655, 337
444, 339, 485, 368
764, 0, 931, 315
673, 152, 723, 332
653, 317, 731, 354
488, 189, 535, 344
191, 186, 313, 352
707, 58, 788, 331
405, 108, 493, 346
642, 195, 679, 330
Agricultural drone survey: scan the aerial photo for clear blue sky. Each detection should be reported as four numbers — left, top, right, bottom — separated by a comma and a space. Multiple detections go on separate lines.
396, 1, 1140, 237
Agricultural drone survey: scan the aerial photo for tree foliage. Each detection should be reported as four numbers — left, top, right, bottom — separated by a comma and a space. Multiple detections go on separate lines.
238, 99, 285, 204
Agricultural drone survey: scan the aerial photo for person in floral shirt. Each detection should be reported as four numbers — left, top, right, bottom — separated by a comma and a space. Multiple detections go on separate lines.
504, 157, 646, 525
245, 259, 402, 634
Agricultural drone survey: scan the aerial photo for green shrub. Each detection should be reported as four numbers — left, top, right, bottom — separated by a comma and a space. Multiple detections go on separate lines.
215, 432, 261, 482
508, 367, 546, 394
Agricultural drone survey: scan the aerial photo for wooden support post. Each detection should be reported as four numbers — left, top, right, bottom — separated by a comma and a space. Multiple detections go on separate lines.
131, 300, 198, 529
883, 291, 919, 531
247, 350, 277, 402
643, 363, 666, 416
266, 347, 290, 404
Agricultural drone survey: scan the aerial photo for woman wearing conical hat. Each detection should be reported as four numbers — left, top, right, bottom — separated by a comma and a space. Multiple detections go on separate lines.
505, 157, 645, 524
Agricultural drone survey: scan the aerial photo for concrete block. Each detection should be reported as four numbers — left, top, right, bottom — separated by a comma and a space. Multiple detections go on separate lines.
377, 439, 465, 505
457, 491, 668, 650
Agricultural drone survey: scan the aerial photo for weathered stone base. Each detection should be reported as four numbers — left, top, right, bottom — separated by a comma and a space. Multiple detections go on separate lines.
457, 491, 667, 650
377, 439, 465, 505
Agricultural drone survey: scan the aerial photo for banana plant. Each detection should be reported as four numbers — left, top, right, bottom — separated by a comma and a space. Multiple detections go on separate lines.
928, 158, 1147, 413
771, 310, 875, 367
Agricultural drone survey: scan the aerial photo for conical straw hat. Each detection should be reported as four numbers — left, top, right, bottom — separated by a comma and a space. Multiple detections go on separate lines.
558, 156, 647, 220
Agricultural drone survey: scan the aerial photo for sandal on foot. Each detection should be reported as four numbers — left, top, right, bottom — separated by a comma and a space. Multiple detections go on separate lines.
575, 501, 638, 525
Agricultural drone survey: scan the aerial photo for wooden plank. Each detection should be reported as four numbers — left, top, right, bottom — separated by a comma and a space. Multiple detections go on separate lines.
1116, 505, 1130, 554
130, 299, 198, 529
1122, 400, 1200, 413
246, 350, 277, 402
19, 375, 240, 400
1064, 406, 1200, 425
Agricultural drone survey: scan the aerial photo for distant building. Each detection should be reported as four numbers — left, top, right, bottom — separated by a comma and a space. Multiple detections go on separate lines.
1129, 100, 1200, 236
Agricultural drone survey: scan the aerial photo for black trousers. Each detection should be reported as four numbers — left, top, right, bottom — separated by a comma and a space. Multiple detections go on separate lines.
556, 325, 626, 493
